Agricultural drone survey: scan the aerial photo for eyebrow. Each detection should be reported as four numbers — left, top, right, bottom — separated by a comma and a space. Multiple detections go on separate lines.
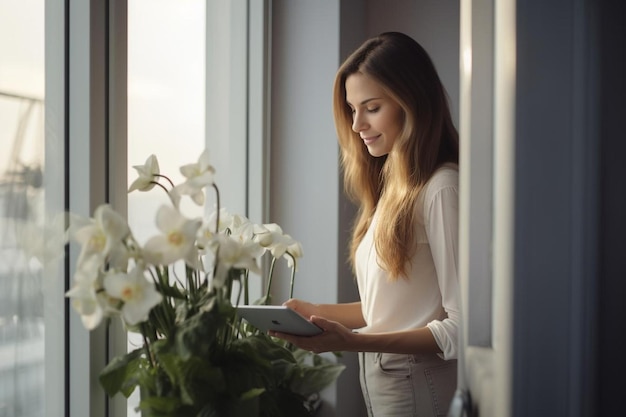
346, 97, 382, 106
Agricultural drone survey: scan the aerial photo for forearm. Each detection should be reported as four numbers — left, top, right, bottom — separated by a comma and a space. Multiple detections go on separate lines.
316, 302, 366, 330
271, 314, 443, 356
347, 327, 442, 355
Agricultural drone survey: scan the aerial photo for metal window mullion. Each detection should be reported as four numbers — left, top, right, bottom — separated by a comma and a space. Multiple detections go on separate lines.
247, 0, 271, 298
68, 1, 109, 417
107, 1, 128, 416
44, 0, 69, 415
248, 0, 271, 225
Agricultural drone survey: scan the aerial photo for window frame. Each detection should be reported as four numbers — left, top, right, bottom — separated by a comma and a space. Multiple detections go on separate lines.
48, 1, 270, 416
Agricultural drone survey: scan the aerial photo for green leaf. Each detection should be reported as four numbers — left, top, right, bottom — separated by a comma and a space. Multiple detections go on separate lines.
138, 395, 181, 415
240, 387, 265, 401
195, 404, 219, 417
156, 352, 226, 405
292, 347, 312, 363
99, 348, 144, 397
259, 387, 310, 417
234, 335, 294, 363
158, 281, 187, 299
269, 358, 297, 385
174, 310, 224, 359
253, 295, 269, 305
290, 361, 346, 397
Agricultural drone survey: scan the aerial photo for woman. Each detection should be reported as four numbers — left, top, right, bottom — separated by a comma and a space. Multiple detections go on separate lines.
270, 32, 459, 417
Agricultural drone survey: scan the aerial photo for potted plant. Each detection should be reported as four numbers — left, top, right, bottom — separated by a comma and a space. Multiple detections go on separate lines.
65, 150, 345, 416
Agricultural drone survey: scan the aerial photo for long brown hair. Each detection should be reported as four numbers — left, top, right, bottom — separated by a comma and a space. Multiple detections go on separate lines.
333, 32, 459, 279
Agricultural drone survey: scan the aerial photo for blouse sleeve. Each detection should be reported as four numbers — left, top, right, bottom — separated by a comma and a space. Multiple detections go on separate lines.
424, 183, 460, 360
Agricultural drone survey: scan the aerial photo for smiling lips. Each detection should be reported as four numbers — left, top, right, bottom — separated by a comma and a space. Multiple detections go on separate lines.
361, 134, 380, 145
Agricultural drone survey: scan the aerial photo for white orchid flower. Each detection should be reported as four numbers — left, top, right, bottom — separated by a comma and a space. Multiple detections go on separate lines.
287, 240, 303, 259
207, 208, 254, 241
285, 239, 304, 270
253, 223, 294, 259
66, 267, 106, 330
66, 284, 105, 330
197, 244, 216, 273
206, 207, 234, 234
143, 205, 202, 266
174, 149, 216, 206
210, 234, 263, 288
196, 223, 216, 253
72, 204, 130, 270
254, 223, 303, 269
167, 186, 182, 209
128, 154, 160, 192
230, 215, 256, 243
198, 209, 253, 252
103, 266, 163, 326
65, 211, 94, 243
108, 243, 131, 271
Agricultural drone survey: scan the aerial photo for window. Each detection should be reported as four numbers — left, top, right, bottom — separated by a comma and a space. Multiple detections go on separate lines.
0, 2, 50, 417
125, 1, 268, 415
126, 1, 206, 413
1, 1, 268, 415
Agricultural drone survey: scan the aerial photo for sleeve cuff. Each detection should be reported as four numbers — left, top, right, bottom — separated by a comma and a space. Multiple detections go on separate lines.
426, 321, 458, 360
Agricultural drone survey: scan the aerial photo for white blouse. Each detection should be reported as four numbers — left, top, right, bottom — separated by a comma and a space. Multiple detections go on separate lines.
354, 164, 460, 360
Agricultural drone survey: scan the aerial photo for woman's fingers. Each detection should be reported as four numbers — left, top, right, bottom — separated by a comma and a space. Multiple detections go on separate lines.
270, 317, 352, 354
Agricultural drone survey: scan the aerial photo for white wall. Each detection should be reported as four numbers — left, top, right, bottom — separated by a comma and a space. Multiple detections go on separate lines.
366, 0, 460, 124
270, 2, 345, 414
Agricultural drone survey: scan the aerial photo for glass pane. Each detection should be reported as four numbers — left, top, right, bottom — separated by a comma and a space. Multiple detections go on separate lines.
127, 0, 206, 414
0, 1, 47, 417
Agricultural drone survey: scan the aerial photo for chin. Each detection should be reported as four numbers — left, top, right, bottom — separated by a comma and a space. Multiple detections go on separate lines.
366, 146, 390, 158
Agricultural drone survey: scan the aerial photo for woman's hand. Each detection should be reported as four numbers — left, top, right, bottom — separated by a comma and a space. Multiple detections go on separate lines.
269, 315, 357, 354
283, 298, 319, 319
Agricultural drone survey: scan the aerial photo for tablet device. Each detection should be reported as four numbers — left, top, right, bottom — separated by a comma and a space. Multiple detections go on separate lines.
236, 305, 323, 336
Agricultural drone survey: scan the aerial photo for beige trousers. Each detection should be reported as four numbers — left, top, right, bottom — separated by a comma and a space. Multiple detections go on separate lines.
359, 352, 457, 417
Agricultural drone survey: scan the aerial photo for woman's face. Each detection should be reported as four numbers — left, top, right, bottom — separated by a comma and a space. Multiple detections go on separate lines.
345, 72, 404, 157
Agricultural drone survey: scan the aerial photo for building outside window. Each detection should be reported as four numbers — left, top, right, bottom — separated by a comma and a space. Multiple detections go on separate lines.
0, 2, 47, 417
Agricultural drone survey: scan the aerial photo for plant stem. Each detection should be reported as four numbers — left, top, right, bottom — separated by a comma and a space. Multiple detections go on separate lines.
286, 253, 297, 299
154, 173, 175, 188
212, 183, 221, 234
150, 180, 171, 196
186, 265, 196, 303
243, 270, 249, 305
264, 257, 277, 305
140, 323, 156, 368
212, 247, 220, 286
235, 271, 243, 307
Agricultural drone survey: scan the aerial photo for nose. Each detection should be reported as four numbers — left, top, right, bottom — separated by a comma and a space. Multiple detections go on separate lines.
352, 111, 367, 133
